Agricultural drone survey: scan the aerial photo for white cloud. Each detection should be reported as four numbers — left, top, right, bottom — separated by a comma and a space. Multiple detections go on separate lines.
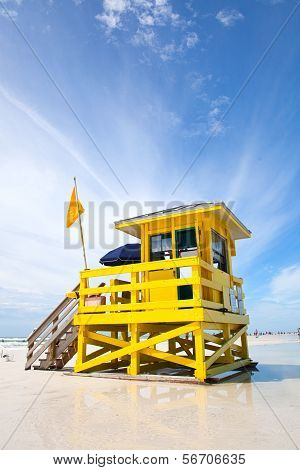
1, 0, 22, 4
189, 72, 212, 91
144, 103, 181, 128
206, 95, 230, 135
0, 0, 22, 16
271, 265, 300, 303
0, 8, 18, 18
249, 298, 299, 332
183, 92, 230, 138
95, 11, 122, 29
95, 0, 197, 60
216, 9, 244, 27
105, 0, 129, 11
138, 12, 155, 25
191, 73, 205, 90
96, 0, 182, 31
211, 95, 230, 107
148, 0, 180, 27
158, 41, 177, 61
185, 31, 198, 48
185, 1, 197, 17
95, 0, 130, 31
248, 264, 300, 331
208, 118, 224, 136
132, 27, 156, 47
132, 26, 198, 61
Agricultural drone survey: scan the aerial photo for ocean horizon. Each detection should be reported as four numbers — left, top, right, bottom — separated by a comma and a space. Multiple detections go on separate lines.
0, 337, 27, 348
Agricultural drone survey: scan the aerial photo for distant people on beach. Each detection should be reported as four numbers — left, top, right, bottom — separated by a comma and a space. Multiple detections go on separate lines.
249, 330, 297, 336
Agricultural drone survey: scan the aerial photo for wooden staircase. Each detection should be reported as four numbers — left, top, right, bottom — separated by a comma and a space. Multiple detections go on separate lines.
25, 285, 79, 370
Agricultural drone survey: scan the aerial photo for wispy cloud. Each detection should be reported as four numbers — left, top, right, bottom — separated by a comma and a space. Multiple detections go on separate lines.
189, 72, 212, 92
183, 93, 230, 137
248, 264, 300, 331
0, 84, 118, 198
0, 0, 22, 4
270, 264, 300, 303
132, 27, 156, 47
216, 9, 244, 28
95, 0, 181, 32
95, 0, 199, 61
0, 8, 18, 18
132, 28, 198, 61
207, 95, 230, 135
142, 102, 181, 129
185, 31, 198, 48
0, 0, 22, 17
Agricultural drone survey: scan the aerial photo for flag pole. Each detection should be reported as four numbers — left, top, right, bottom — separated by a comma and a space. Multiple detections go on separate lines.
74, 177, 88, 270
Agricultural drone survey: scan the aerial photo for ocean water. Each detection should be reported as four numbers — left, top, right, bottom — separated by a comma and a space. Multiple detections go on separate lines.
0, 337, 27, 348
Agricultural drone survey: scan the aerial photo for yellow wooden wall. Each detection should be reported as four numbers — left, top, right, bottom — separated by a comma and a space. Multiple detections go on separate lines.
139, 212, 236, 305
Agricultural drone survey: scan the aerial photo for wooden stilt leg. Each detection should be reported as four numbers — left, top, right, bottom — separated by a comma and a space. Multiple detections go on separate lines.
111, 330, 118, 366
223, 324, 234, 363
193, 325, 206, 382
128, 323, 140, 375
241, 331, 249, 359
75, 325, 87, 372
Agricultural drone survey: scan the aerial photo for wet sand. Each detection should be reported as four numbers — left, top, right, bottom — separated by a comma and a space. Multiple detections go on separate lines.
0, 335, 299, 450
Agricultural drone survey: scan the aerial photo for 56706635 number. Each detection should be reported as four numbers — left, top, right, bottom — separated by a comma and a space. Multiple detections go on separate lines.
182, 453, 246, 465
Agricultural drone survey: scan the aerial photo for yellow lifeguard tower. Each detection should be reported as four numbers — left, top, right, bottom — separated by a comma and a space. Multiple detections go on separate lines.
67, 201, 253, 382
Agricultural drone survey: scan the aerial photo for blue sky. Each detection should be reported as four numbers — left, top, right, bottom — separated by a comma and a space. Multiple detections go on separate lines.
0, 0, 300, 336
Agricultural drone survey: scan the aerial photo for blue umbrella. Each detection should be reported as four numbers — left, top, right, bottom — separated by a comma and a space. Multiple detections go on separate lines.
100, 243, 141, 266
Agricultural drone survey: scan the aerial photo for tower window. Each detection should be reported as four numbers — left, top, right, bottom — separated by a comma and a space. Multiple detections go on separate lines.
176, 227, 197, 258
150, 233, 172, 261
212, 230, 228, 273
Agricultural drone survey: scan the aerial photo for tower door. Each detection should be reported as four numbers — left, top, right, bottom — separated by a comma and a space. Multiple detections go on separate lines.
175, 227, 198, 300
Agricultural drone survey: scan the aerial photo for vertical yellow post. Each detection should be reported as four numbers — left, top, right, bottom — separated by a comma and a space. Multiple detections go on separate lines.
144, 223, 150, 302
241, 331, 249, 359
205, 223, 213, 265
75, 325, 87, 371
224, 228, 233, 276
223, 324, 234, 363
128, 323, 140, 375
193, 323, 206, 382
171, 216, 176, 258
75, 274, 88, 371
192, 264, 201, 303
223, 286, 231, 311
110, 279, 116, 305
111, 330, 118, 366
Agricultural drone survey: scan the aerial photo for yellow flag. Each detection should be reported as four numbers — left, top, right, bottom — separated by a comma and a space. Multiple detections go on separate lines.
66, 186, 85, 228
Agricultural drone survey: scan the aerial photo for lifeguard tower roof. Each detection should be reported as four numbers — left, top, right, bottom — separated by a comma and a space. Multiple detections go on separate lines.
115, 201, 251, 241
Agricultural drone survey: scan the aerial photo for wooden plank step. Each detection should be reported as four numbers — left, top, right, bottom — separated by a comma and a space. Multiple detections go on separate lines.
25, 315, 76, 370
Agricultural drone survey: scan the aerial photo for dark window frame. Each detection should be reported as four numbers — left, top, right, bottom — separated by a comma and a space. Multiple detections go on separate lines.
175, 227, 198, 258
150, 232, 172, 261
211, 229, 228, 273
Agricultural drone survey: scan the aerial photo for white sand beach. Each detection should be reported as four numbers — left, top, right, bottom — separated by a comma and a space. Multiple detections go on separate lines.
0, 334, 299, 450
248, 333, 299, 346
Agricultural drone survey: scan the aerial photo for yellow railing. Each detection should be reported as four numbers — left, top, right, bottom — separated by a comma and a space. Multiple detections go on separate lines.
68, 256, 245, 315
